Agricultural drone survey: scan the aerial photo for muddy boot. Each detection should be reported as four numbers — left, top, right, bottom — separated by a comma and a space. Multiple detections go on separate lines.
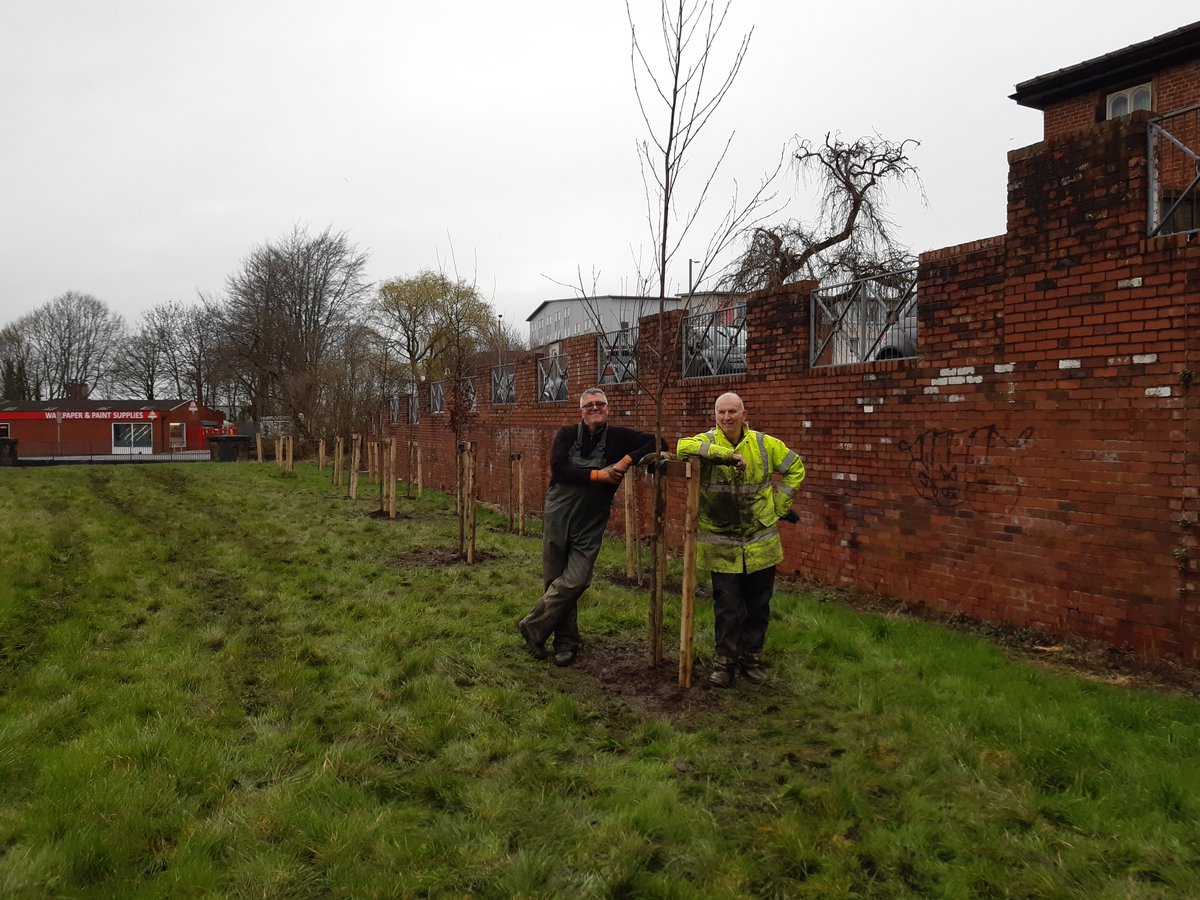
740, 654, 768, 685
709, 657, 736, 688
518, 620, 548, 660
553, 648, 577, 667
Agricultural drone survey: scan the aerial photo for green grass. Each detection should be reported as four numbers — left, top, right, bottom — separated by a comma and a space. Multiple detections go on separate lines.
1, 461, 1198, 898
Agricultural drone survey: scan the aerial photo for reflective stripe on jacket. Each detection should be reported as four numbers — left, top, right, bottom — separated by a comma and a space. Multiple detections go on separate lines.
676, 427, 805, 574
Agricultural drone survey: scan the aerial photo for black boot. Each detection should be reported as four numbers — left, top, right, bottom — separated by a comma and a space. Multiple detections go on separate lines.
709, 657, 736, 688
740, 654, 768, 685
518, 620, 548, 660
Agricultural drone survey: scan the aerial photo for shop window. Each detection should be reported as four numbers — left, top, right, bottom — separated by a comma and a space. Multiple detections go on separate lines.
113, 422, 153, 454
169, 422, 186, 448
0, 423, 8, 438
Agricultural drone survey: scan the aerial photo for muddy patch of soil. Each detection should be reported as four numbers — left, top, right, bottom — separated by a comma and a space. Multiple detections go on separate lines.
389, 548, 497, 567
572, 638, 719, 713
600, 570, 683, 595
367, 509, 414, 520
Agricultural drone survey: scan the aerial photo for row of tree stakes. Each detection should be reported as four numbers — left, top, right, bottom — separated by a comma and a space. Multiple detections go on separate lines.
252, 433, 707, 688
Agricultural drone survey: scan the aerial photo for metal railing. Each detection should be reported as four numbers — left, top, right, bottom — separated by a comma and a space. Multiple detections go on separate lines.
681, 305, 747, 378
1149, 103, 1200, 237
597, 326, 638, 384
537, 354, 569, 402
810, 269, 918, 367
491, 364, 516, 404
13, 441, 213, 462
462, 377, 477, 414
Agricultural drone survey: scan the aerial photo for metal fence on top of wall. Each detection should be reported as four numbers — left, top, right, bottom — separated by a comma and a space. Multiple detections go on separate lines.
1149, 102, 1200, 237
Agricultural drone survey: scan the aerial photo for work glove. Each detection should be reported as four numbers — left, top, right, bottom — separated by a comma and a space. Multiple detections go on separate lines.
779, 509, 799, 524
590, 465, 625, 485
637, 451, 674, 467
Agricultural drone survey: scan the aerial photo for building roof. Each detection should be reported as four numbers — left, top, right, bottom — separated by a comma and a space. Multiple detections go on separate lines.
1010, 20, 1200, 110
0, 399, 206, 414
525, 295, 656, 322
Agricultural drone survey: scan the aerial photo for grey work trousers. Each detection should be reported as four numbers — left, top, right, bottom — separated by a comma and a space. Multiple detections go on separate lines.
711, 566, 775, 665
520, 483, 612, 652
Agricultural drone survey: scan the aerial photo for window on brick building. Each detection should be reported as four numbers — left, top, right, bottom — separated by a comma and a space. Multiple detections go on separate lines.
1106, 83, 1151, 118
0, 423, 8, 438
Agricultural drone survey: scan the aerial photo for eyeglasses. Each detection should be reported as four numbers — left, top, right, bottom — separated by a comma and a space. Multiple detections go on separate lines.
581, 401, 608, 410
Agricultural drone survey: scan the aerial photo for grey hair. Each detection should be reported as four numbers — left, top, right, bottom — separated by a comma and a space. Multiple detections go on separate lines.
579, 387, 608, 408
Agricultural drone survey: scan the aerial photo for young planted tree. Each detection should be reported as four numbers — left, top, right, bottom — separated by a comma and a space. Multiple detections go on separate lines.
625, 0, 779, 661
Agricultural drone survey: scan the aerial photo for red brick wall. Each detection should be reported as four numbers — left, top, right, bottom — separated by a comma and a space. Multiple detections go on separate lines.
387, 115, 1199, 664
1042, 58, 1200, 140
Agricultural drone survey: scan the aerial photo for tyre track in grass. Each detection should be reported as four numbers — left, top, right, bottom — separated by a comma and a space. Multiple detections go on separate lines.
82, 467, 291, 721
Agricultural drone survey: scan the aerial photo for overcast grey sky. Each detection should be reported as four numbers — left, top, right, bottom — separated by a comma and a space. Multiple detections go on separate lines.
3, 1, 1197, 336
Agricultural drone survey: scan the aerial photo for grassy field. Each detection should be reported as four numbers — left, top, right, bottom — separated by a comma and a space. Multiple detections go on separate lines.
1, 461, 1198, 898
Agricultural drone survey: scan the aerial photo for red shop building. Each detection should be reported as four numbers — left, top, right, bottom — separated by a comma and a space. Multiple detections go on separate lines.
0, 398, 231, 459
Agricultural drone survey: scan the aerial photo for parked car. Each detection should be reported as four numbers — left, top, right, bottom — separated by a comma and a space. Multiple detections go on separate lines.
873, 303, 918, 360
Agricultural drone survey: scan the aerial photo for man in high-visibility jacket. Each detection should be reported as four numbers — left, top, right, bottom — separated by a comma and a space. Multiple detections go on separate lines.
677, 392, 805, 687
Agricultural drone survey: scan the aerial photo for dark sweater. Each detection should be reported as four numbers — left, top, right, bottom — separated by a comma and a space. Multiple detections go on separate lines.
548, 423, 661, 490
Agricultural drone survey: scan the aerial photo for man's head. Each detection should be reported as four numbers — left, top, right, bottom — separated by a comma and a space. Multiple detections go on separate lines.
579, 388, 610, 432
714, 392, 746, 442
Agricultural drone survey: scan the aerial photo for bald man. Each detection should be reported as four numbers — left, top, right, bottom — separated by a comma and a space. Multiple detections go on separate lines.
677, 392, 805, 687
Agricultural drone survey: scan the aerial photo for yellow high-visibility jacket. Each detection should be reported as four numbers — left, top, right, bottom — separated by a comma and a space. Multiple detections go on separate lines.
676, 427, 805, 574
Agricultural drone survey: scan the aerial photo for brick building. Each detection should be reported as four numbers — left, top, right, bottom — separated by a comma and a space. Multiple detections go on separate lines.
382, 23, 1200, 663
0, 397, 230, 459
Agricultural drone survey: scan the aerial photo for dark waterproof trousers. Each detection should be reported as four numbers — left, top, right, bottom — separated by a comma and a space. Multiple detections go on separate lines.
520, 483, 612, 652
711, 566, 775, 665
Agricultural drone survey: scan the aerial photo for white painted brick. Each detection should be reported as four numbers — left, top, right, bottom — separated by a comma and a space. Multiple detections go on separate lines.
1132, 354, 1158, 364
1059, 359, 1081, 369
948, 395, 966, 403
862, 406, 875, 414
1145, 387, 1172, 398
994, 363, 1015, 374
1107, 356, 1131, 366
1117, 276, 1143, 289
924, 386, 940, 394
802, 420, 812, 428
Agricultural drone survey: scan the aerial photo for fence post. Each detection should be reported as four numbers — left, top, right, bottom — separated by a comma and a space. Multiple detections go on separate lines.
678, 460, 701, 688
256, 433, 263, 464
466, 441, 477, 564
349, 434, 361, 499
625, 471, 635, 579
516, 453, 525, 536
319, 439, 326, 471
387, 438, 397, 518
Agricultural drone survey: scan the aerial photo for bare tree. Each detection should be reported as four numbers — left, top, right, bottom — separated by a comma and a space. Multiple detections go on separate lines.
0, 320, 40, 401
19, 292, 124, 399
723, 132, 923, 291
110, 315, 162, 399
221, 225, 371, 437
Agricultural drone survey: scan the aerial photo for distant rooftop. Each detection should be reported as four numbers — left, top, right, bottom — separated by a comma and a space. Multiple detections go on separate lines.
1011, 20, 1200, 110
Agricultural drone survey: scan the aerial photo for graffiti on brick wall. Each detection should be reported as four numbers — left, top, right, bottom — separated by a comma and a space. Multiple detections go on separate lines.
898, 426, 1034, 513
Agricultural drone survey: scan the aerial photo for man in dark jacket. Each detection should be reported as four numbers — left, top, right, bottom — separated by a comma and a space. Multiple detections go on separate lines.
518, 387, 660, 667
